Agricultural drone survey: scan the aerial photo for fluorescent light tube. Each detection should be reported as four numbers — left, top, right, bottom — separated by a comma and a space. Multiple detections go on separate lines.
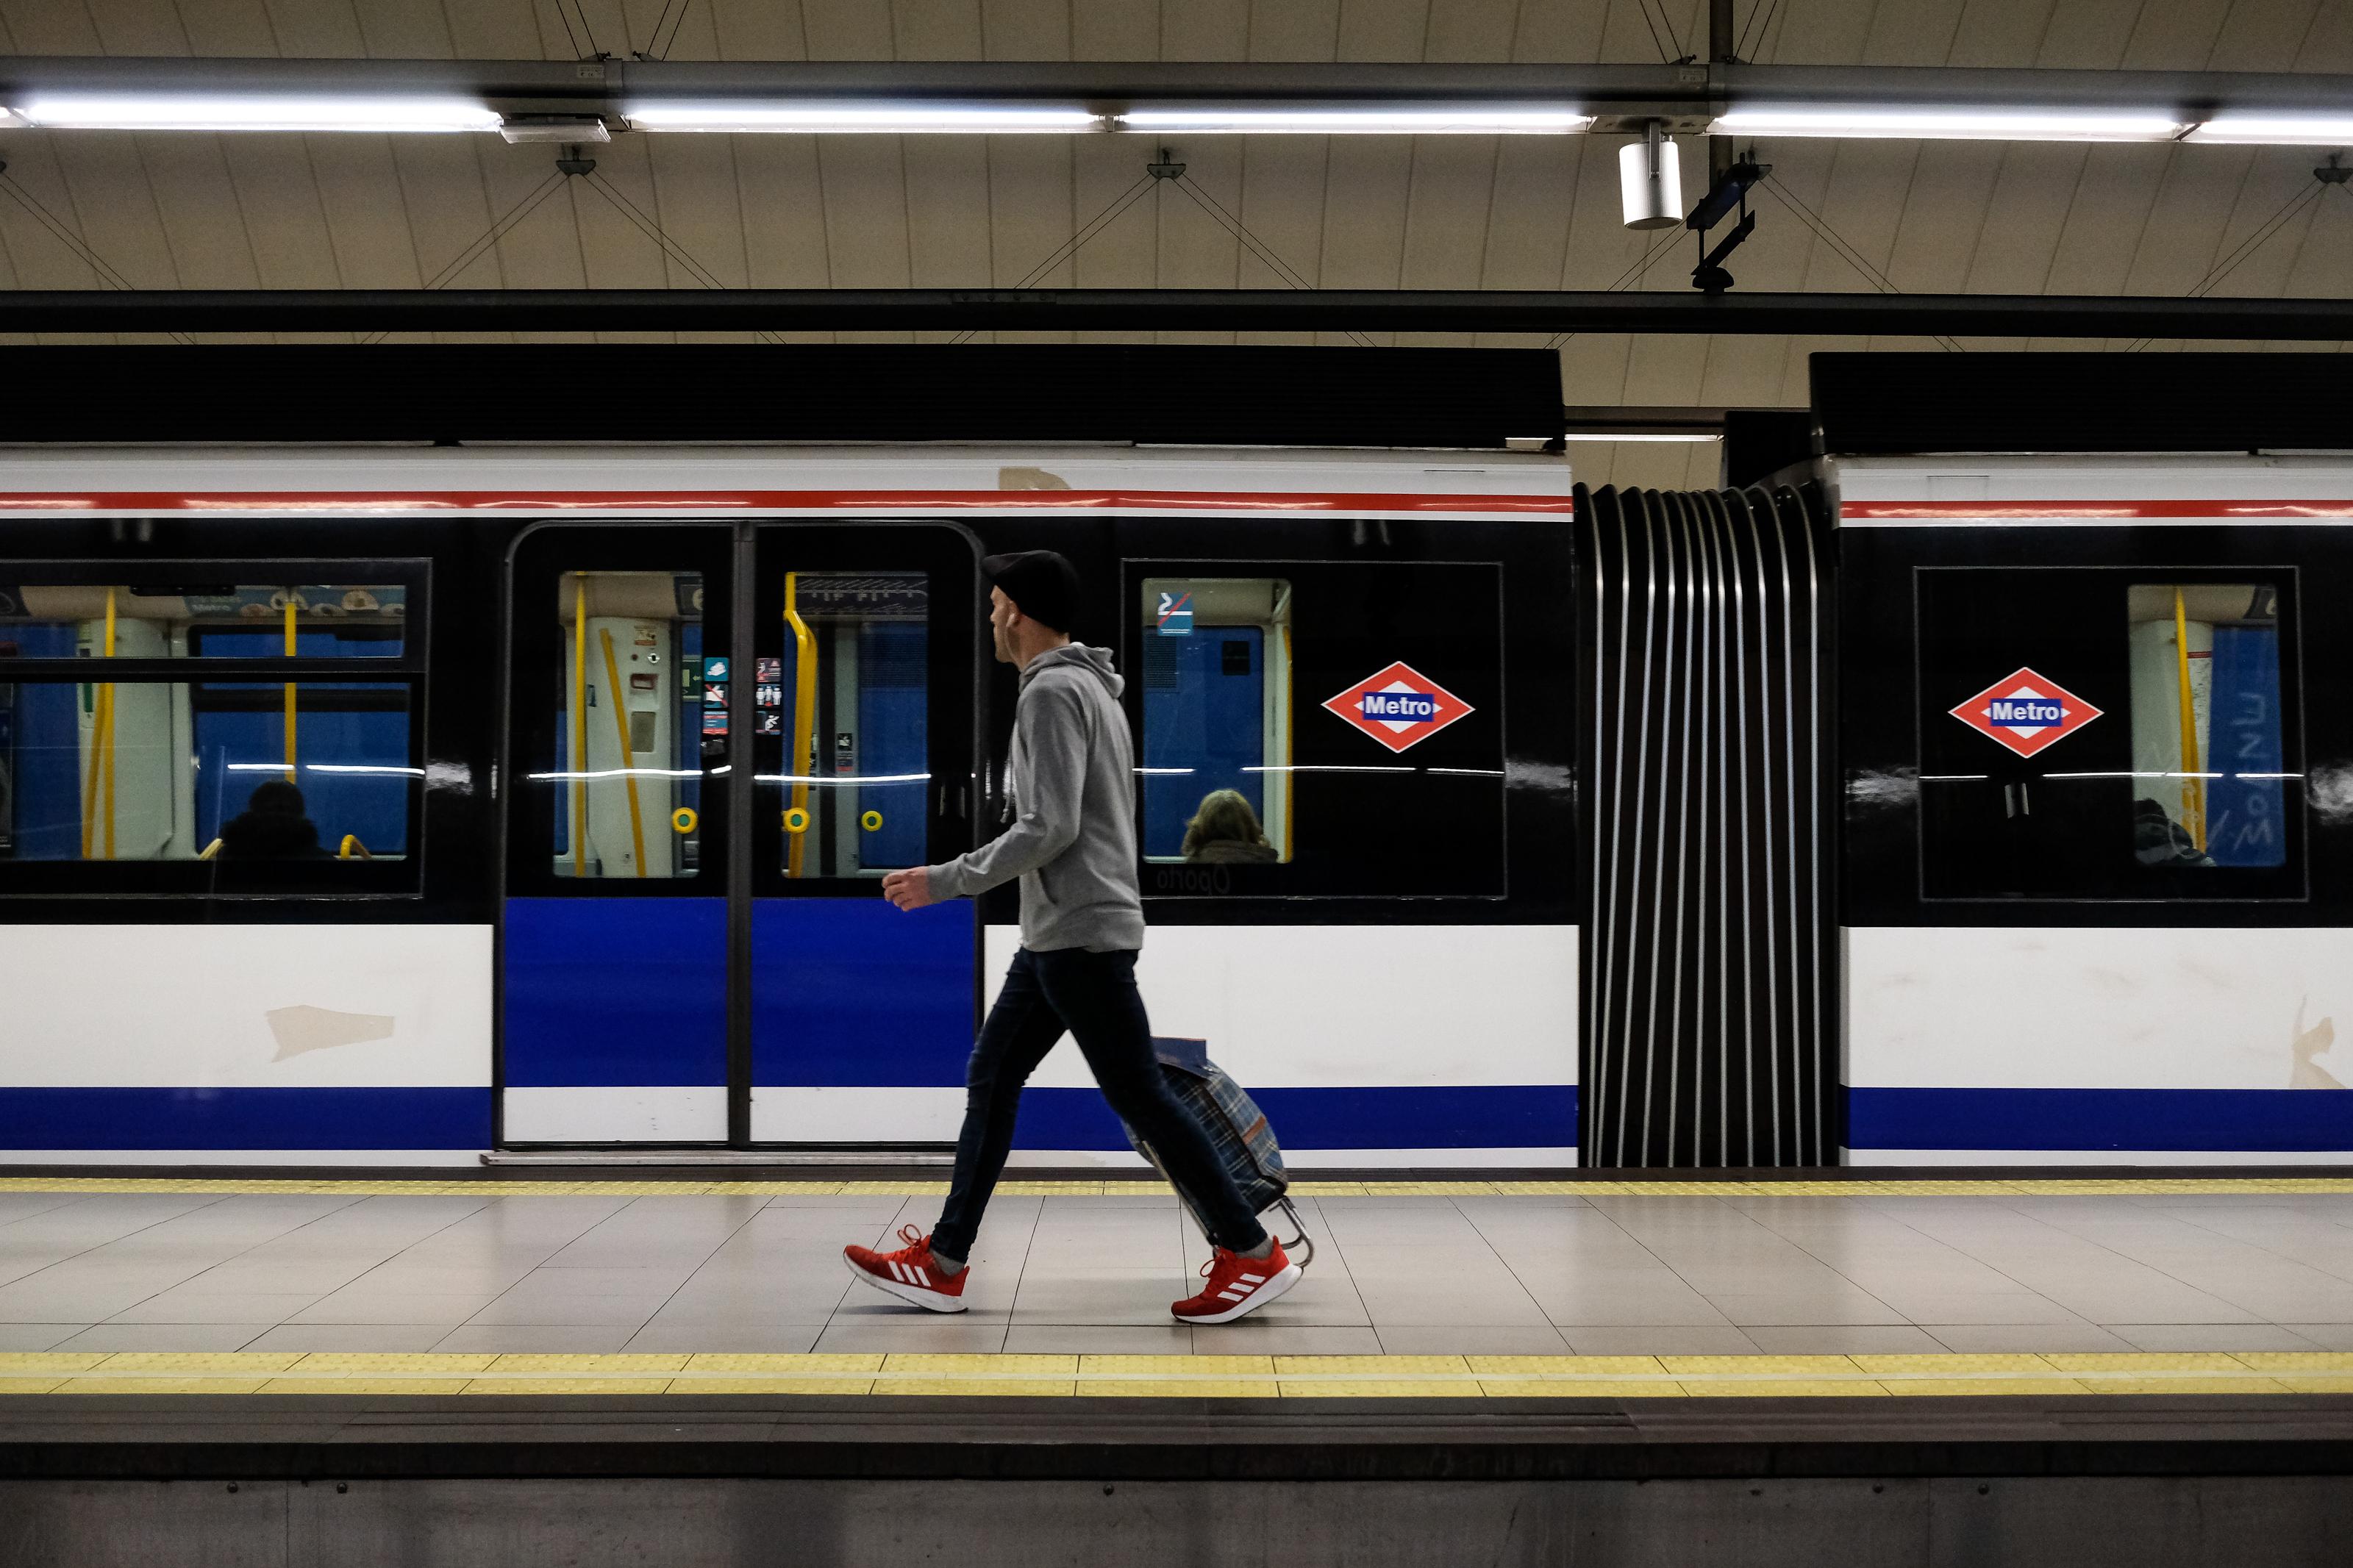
1711, 107, 2186, 142
15, 94, 503, 133
0, 107, 27, 129
626, 101, 1103, 133
2186, 115, 2353, 145
1563, 432, 1721, 443
1121, 106, 1592, 135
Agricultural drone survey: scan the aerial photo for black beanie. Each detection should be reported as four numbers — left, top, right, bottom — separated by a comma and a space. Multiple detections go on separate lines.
981, 550, 1081, 633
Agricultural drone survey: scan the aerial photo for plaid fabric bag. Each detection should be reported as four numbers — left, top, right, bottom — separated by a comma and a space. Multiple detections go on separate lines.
1124, 1038, 1314, 1267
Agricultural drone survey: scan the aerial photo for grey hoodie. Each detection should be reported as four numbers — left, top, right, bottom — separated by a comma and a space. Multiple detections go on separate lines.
925, 643, 1145, 953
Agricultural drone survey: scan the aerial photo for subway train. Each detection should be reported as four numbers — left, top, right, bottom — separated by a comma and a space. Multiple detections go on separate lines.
0, 346, 2344, 1173
0, 345, 1577, 1170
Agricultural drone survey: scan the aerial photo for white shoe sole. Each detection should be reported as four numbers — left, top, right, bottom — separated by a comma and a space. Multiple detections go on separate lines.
1175, 1260, 1302, 1325
844, 1252, 968, 1314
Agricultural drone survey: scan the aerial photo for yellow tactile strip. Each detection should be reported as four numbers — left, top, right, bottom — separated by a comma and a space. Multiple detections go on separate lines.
1, 1351, 2349, 1398
1, 1176, 2351, 1199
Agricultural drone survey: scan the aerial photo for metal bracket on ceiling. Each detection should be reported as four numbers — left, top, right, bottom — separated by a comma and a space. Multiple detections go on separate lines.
2318, 154, 2349, 186
1688, 154, 1768, 296
557, 145, 598, 177
1146, 148, 1185, 180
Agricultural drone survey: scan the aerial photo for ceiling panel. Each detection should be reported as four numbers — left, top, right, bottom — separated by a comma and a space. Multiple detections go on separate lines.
0, 0, 2342, 479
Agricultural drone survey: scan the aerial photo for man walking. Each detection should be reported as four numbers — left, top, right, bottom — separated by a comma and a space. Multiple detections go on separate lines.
844, 550, 1298, 1325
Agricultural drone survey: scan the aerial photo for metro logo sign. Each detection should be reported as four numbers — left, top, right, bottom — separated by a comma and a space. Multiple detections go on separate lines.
1323, 662, 1474, 753
1949, 667, 2103, 759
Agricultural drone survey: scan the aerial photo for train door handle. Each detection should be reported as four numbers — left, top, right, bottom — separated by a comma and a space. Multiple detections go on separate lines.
2004, 781, 2031, 819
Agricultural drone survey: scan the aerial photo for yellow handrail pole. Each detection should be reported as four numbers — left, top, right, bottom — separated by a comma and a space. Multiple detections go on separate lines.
101, 586, 118, 860
782, 572, 818, 880
338, 834, 373, 861
571, 576, 589, 878
598, 626, 649, 878
2173, 587, 2205, 852
282, 590, 298, 784
82, 590, 118, 859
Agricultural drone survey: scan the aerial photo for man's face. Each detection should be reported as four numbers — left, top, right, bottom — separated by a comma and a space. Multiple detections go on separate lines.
988, 585, 1018, 665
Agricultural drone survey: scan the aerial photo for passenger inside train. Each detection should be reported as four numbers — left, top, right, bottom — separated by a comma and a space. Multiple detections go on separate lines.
1180, 788, 1279, 864
213, 781, 328, 862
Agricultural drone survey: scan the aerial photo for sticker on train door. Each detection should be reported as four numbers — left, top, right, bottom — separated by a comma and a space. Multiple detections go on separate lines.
1155, 590, 1194, 634
1949, 667, 2103, 758
1323, 662, 1474, 753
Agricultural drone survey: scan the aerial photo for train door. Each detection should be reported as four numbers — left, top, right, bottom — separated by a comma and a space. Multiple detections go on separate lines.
499, 521, 980, 1148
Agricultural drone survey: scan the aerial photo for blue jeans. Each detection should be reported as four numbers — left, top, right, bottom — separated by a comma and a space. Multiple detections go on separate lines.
931, 947, 1271, 1262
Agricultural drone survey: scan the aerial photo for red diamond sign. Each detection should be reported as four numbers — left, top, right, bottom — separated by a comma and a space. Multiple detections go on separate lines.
1323, 662, 1475, 753
1949, 667, 2103, 759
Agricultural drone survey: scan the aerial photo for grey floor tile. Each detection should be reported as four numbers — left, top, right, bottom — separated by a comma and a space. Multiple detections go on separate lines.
0, 1324, 86, 1350
1702, 1291, 1910, 1327
1561, 1326, 1761, 1356
1922, 1324, 2138, 1353
2280, 1324, 2353, 1351
1863, 1291, 2089, 1326
52, 1324, 279, 1352
104, 1292, 324, 1325
1377, 1325, 1572, 1356
432, 1325, 640, 1353
2104, 1323, 2326, 1352
1184, 1326, 1385, 1355
1743, 1325, 1952, 1355
812, 1320, 1013, 1354
241, 1324, 455, 1353
623, 1321, 826, 1353
288, 1292, 500, 1325
460, 1295, 668, 1328
1004, 1325, 1196, 1354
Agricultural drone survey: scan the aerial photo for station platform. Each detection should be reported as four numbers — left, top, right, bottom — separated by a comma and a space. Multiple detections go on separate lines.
1, 1172, 2350, 1564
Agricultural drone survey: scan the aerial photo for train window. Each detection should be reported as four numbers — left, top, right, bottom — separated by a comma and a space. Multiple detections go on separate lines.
1917, 568, 2301, 901
2127, 584, 2286, 870
549, 570, 707, 880
0, 565, 425, 892
766, 570, 929, 879
1126, 559, 1506, 900
1138, 578, 1292, 864
0, 582, 406, 659
0, 680, 413, 863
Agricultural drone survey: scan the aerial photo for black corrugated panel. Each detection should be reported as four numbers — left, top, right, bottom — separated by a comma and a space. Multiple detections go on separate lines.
0, 344, 1563, 450
1813, 351, 2353, 456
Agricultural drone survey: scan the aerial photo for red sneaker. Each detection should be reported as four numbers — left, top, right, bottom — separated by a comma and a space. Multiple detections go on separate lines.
1171, 1238, 1299, 1325
843, 1224, 968, 1314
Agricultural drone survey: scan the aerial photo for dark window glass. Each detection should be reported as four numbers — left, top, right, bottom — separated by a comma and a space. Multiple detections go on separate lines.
1127, 559, 1505, 900
1918, 568, 2302, 901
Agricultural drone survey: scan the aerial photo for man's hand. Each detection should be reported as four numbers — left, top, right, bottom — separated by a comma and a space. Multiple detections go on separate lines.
882, 867, 935, 912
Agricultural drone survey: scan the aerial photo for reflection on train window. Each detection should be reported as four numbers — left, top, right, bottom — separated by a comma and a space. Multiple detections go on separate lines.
0, 583, 405, 659
1137, 578, 1292, 864
770, 570, 929, 878
551, 570, 706, 880
0, 680, 413, 862
2127, 584, 2285, 870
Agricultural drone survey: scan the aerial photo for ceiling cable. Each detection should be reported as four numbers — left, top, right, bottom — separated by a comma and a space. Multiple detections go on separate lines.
2124, 178, 2328, 351
360, 170, 568, 343
949, 173, 1157, 344
1757, 178, 1965, 351
1544, 226, 1689, 349
579, 171, 786, 343
644, 0, 695, 61
1166, 174, 1381, 348
0, 168, 196, 343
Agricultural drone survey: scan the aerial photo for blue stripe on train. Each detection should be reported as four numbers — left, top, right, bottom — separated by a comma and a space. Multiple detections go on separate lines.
0, 1088, 490, 1149
1847, 1087, 2353, 1152
1012, 1084, 1577, 1151
502, 898, 728, 1088
751, 898, 975, 1087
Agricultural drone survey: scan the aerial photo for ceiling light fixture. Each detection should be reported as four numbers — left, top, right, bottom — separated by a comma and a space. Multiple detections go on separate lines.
1119, 106, 1593, 135
13, 93, 504, 133
1710, 107, 2188, 142
499, 114, 612, 145
623, 101, 1104, 133
1562, 432, 1721, 443
1619, 122, 1684, 230
2185, 115, 2353, 146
